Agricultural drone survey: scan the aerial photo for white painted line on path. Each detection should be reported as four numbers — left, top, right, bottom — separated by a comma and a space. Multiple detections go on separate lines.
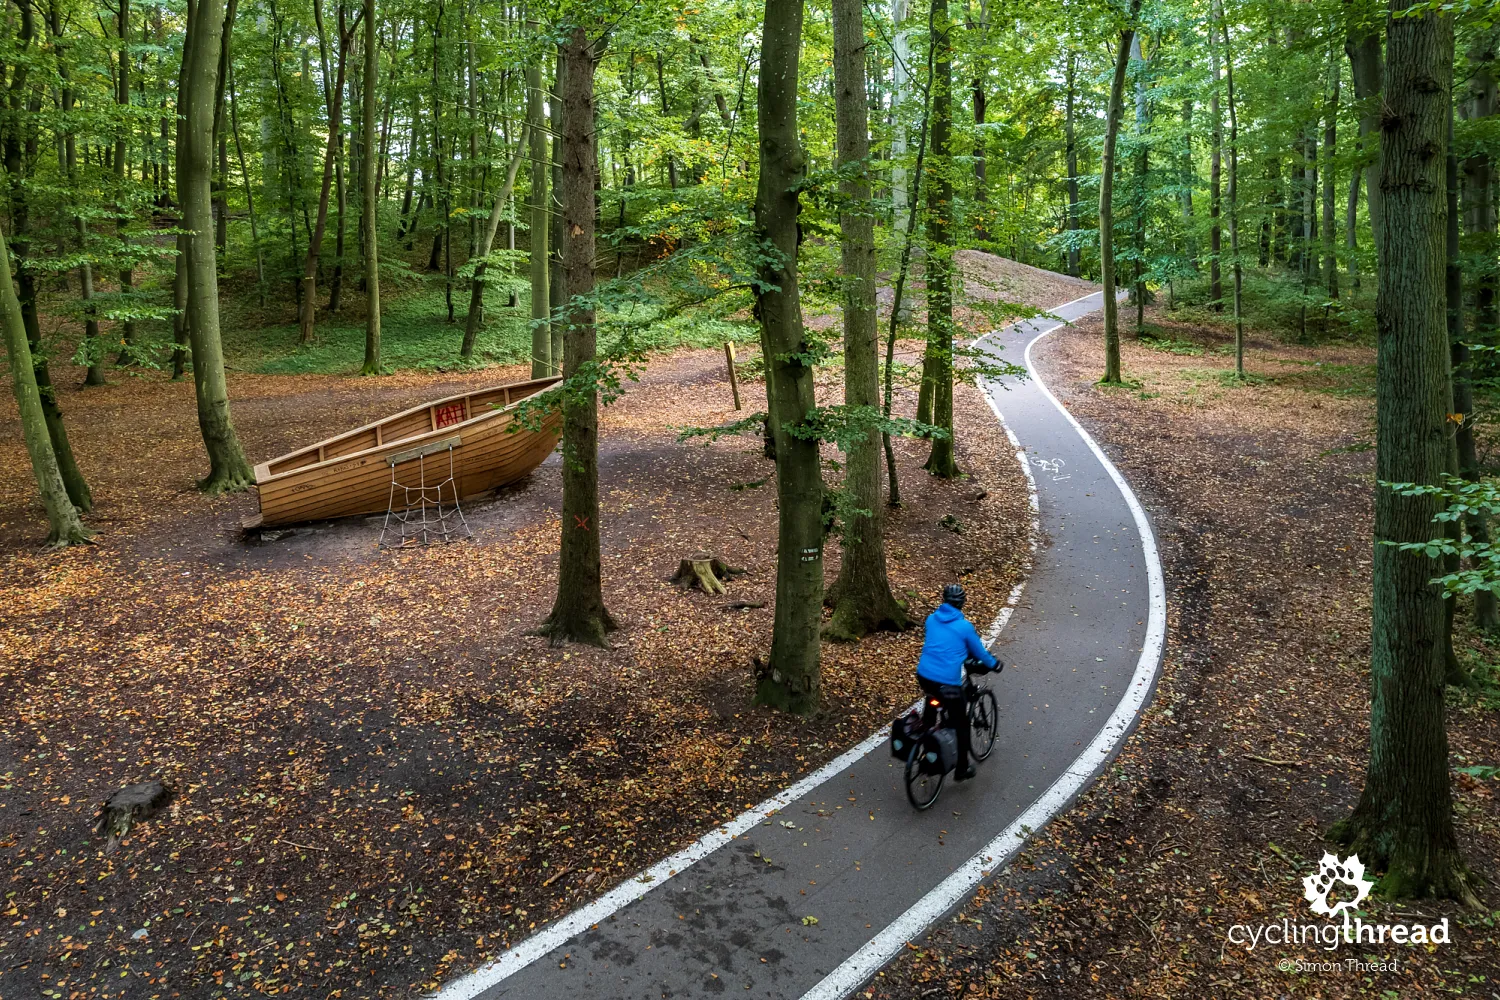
797, 294, 1166, 1000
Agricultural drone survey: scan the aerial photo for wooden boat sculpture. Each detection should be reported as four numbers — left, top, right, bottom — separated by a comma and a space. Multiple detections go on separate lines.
247, 376, 562, 529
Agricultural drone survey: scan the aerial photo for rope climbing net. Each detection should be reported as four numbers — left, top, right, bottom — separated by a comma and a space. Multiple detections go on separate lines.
377, 441, 473, 549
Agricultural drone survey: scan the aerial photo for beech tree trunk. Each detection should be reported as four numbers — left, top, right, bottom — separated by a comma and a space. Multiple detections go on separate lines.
360, 0, 380, 374
538, 25, 617, 648
923, 0, 959, 478
1331, 1, 1474, 904
526, 54, 550, 376
179, 0, 254, 493
826, 0, 908, 641
0, 224, 91, 546
1100, 1, 1140, 385
752, 0, 822, 715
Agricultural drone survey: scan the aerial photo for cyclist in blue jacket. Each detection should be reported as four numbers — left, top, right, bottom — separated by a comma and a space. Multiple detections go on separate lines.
916, 584, 1000, 781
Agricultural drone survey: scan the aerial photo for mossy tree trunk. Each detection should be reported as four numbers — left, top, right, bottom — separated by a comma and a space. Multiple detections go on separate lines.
179, 0, 254, 493
826, 0, 908, 641
1331, 1, 1475, 905
752, 0, 822, 715
5, 0, 90, 510
0, 224, 91, 547
538, 23, 617, 648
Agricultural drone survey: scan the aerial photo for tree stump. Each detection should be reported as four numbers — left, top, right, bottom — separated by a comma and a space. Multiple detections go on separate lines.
670, 553, 742, 594
94, 780, 171, 853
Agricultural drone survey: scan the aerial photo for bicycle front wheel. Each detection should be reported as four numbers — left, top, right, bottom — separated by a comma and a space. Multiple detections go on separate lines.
969, 687, 1000, 761
905, 740, 944, 810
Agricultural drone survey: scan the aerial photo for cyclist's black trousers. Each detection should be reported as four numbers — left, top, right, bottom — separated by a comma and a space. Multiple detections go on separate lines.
918, 675, 971, 767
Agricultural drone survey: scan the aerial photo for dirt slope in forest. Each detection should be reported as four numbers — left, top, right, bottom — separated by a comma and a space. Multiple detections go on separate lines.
866, 310, 1500, 999
0, 328, 1032, 997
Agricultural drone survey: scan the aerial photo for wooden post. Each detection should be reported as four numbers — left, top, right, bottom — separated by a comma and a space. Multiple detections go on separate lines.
725, 342, 742, 410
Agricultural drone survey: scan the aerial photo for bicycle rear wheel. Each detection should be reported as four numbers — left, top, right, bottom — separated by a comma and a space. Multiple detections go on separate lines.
905, 739, 944, 810
969, 688, 1000, 761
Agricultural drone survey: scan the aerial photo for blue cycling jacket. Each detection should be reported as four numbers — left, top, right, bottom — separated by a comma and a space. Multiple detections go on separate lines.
915, 603, 997, 685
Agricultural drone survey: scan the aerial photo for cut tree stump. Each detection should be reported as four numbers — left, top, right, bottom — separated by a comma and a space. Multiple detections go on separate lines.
94, 779, 171, 852
670, 553, 743, 594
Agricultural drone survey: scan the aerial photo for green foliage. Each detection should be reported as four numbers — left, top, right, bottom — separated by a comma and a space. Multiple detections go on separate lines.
1387, 476, 1500, 598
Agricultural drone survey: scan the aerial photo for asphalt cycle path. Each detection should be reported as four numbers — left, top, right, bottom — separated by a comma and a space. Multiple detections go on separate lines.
434, 289, 1166, 1000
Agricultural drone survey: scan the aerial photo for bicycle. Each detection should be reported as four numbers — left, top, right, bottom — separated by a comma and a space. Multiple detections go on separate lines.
900, 658, 1002, 810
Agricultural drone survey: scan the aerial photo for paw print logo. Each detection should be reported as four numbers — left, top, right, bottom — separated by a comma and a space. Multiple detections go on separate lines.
1302, 852, 1374, 919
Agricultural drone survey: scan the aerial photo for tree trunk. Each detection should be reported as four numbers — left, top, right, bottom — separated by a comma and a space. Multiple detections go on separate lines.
5, 0, 89, 509
1347, 150, 1361, 290
538, 25, 617, 649
923, 0, 958, 478
1065, 51, 1080, 277
1209, 35, 1222, 309
826, 0, 909, 641
180, 0, 254, 493
1181, 91, 1196, 269
656, 55, 679, 188
1219, 1, 1245, 372
1330, 0, 1474, 905
360, 0, 381, 374
1444, 105, 1468, 682
548, 72, 565, 370
1324, 46, 1340, 299
46, 6, 104, 388
1100, 1, 1140, 384
297, 0, 352, 344
462, 128, 529, 359
752, 0, 822, 715
329, 61, 348, 315
228, 67, 265, 307
890, 0, 910, 233
1346, 10, 1385, 268
116, 0, 136, 361
0, 224, 91, 546
526, 53, 550, 376
171, 231, 189, 378
1129, 33, 1148, 334
1461, 28, 1499, 630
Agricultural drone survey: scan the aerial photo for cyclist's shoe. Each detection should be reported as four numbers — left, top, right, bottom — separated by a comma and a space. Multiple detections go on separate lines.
955, 763, 977, 782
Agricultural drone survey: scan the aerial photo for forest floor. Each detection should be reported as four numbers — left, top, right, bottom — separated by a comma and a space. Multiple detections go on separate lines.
0, 256, 1089, 997
867, 306, 1500, 998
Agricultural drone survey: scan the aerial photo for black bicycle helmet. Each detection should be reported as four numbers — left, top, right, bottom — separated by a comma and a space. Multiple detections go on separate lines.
942, 583, 967, 609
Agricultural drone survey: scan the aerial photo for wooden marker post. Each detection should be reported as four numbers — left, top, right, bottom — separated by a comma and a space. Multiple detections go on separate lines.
725, 342, 742, 410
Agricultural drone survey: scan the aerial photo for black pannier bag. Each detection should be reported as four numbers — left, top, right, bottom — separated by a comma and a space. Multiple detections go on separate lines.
920, 728, 958, 775
889, 709, 923, 760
